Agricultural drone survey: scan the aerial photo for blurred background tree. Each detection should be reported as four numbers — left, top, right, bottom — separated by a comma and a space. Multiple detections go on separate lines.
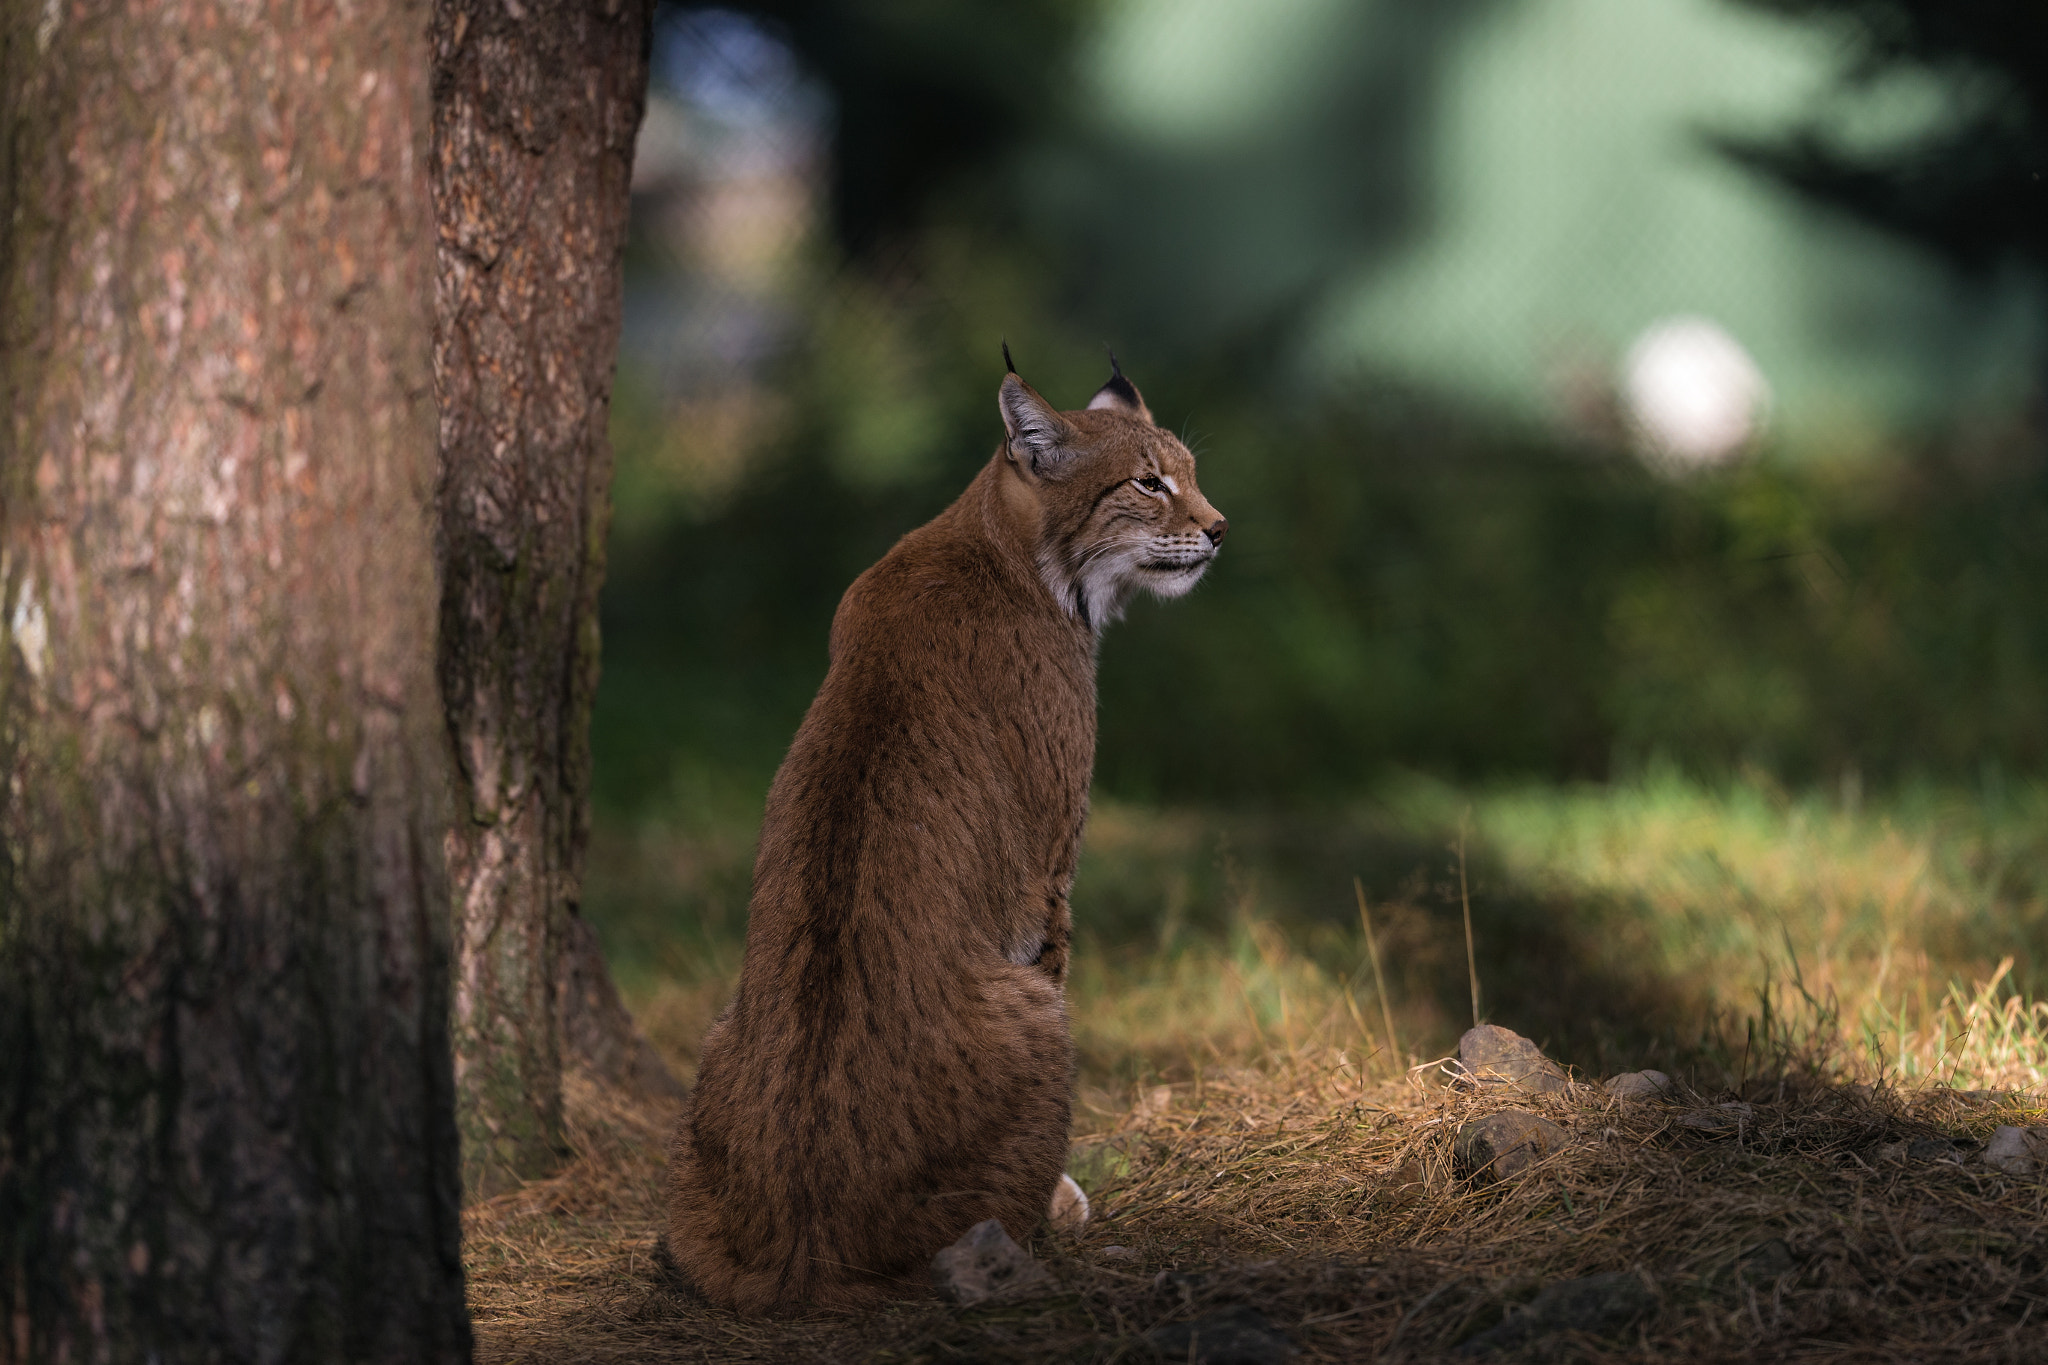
1716, 1, 2045, 278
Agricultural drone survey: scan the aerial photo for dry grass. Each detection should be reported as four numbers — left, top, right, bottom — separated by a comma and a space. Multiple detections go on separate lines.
1071, 1052, 2048, 1362
1388, 772, 2048, 1091
522, 778, 2048, 1359
467, 1039, 2048, 1363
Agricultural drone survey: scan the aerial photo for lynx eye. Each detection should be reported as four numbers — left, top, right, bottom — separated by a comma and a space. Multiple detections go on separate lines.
1135, 476, 1167, 494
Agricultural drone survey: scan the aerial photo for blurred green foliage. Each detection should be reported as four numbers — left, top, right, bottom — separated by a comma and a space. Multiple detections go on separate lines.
1719, 0, 2048, 274
1108, 390, 2048, 798
596, 234, 2048, 819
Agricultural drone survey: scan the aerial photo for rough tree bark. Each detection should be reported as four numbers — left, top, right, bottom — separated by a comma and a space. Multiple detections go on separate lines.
430, 0, 669, 1196
0, 0, 469, 1359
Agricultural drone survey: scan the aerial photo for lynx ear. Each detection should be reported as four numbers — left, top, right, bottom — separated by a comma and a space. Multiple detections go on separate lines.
1086, 350, 1152, 422
999, 371, 1079, 478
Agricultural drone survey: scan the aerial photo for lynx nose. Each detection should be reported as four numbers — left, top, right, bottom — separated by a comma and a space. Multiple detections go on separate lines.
1204, 517, 1229, 546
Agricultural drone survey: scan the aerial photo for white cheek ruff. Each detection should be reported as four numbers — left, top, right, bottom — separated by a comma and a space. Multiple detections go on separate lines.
1040, 532, 1215, 631
1142, 559, 1210, 599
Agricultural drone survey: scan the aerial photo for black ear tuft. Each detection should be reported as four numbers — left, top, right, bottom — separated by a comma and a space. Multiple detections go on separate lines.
1087, 346, 1151, 420
1002, 340, 1017, 375
1098, 370, 1142, 411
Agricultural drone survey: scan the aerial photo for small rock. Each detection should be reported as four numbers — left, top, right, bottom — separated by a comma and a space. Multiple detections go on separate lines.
1459, 1025, 1570, 1095
1375, 1158, 1428, 1209
1135, 1084, 1174, 1118
1455, 1270, 1654, 1355
1099, 1245, 1139, 1262
1907, 1137, 1975, 1164
1981, 1125, 2047, 1177
1456, 1110, 1570, 1182
1954, 1089, 2014, 1109
1144, 1305, 1297, 1364
1734, 1238, 1797, 1285
931, 1219, 1054, 1306
1678, 1102, 1752, 1135
1606, 1070, 1673, 1101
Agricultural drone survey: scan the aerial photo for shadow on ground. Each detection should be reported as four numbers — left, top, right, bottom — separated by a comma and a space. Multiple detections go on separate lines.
1074, 803, 1725, 1082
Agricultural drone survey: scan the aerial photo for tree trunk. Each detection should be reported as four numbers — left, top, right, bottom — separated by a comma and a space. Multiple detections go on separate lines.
0, 0, 468, 1358
430, 0, 663, 1197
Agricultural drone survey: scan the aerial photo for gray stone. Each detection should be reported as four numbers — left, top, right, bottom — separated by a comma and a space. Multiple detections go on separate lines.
1456, 1110, 1571, 1182
1455, 1270, 1655, 1356
1955, 1089, 2010, 1106
1907, 1136, 1974, 1164
1459, 1025, 1569, 1095
1153, 1268, 1210, 1303
1375, 1158, 1428, 1209
1144, 1305, 1297, 1364
1677, 1102, 1752, 1135
1733, 1238, 1797, 1285
931, 1219, 1054, 1306
1605, 1070, 1672, 1101
1981, 1125, 2047, 1177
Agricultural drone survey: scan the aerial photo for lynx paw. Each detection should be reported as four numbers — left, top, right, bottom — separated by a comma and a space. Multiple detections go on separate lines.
1048, 1172, 1090, 1230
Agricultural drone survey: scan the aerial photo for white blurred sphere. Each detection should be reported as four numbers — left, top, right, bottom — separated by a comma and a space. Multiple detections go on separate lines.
1621, 317, 1769, 473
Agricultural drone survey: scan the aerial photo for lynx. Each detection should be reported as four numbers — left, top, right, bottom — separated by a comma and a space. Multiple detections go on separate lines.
664, 354, 1227, 1314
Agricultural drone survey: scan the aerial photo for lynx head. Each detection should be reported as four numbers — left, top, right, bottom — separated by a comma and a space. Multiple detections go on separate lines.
998, 351, 1227, 632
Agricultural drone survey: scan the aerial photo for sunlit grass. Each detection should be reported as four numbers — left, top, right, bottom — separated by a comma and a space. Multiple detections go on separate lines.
586, 770, 2048, 1104
1385, 767, 2048, 1089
